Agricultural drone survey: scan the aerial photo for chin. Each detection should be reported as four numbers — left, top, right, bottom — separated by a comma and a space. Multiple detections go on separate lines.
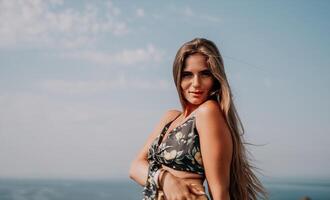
186, 97, 207, 106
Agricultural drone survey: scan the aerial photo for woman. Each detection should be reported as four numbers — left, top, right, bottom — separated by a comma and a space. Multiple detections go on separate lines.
129, 38, 267, 200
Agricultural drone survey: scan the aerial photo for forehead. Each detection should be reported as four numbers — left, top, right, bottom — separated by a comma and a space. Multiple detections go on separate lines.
184, 53, 209, 71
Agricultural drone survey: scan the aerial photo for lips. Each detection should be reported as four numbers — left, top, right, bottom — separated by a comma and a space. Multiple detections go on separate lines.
190, 91, 203, 95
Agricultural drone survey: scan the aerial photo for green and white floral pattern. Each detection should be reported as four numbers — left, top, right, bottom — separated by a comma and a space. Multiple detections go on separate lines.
143, 116, 205, 200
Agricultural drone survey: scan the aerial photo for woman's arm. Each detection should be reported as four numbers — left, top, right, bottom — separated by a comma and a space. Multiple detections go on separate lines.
196, 100, 233, 200
129, 110, 181, 186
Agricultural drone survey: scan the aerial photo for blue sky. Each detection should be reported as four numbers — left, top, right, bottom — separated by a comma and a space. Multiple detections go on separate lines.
0, 0, 329, 180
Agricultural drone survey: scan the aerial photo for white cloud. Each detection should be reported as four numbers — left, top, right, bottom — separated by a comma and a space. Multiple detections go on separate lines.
40, 76, 171, 95
0, 0, 128, 48
136, 8, 145, 17
64, 44, 164, 65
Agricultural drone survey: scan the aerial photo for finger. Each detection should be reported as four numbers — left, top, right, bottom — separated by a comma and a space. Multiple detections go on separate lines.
181, 186, 195, 200
189, 184, 206, 196
185, 184, 199, 200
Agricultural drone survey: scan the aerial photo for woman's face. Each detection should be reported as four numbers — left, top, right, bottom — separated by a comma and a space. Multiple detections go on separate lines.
181, 53, 214, 106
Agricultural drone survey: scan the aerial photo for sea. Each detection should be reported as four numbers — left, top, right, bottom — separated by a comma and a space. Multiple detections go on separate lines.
0, 177, 329, 200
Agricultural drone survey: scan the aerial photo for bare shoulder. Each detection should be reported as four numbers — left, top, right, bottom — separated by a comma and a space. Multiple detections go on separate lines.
151, 109, 181, 136
195, 100, 222, 119
195, 100, 229, 135
161, 109, 182, 124
149, 109, 181, 139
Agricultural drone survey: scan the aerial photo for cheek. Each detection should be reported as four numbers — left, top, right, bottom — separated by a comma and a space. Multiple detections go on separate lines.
180, 81, 189, 92
205, 79, 214, 91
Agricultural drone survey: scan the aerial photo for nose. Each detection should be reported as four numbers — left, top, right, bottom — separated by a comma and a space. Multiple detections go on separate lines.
192, 75, 201, 88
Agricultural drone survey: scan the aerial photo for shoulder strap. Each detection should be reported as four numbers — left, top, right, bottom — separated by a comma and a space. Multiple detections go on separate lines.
164, 112, 181, 128
157, 112, 181, 145
172, 112, 182, 122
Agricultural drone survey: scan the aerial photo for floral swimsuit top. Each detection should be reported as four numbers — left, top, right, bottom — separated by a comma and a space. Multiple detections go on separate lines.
143, 113, 205, 200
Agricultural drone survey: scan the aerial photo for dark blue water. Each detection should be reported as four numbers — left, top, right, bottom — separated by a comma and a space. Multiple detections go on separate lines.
0, 178, 329, 200
263, 177, 330, 200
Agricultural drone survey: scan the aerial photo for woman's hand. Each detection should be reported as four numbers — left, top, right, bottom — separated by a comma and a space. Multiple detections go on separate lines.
160, 171, 206, 200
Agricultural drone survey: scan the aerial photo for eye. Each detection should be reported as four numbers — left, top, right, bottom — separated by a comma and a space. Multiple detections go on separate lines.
201, 70, 212, 77
181, 72, 192, 78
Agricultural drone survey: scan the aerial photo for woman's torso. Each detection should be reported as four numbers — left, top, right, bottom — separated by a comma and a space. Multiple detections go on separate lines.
148, 110, 205, 183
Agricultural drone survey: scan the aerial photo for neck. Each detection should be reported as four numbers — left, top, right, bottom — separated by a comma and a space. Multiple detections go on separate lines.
183, 104, 198, 118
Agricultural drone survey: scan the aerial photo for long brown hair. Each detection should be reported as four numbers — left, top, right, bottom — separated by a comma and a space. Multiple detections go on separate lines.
172, 38, 267, 200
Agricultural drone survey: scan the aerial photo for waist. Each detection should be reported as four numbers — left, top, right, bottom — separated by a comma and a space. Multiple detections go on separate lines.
162, 164, 205, 181
157, 182, 208, 200
157, 165, 207, 200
